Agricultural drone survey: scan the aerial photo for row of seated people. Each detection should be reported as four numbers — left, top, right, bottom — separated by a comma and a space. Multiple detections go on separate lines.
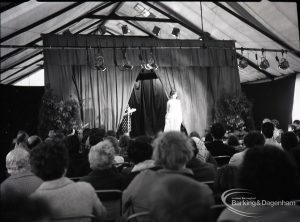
1, 121, 300, 222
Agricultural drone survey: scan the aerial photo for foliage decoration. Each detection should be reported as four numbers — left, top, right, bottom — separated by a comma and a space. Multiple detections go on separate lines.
38, 86, 81, 139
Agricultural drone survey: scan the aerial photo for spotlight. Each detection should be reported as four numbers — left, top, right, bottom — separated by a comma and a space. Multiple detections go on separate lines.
98, 25, 106, 35
238, 58, 248, 69
152, 26, 160, 36
171, 27, 180, 37
278, 58, 289, 70
95, 56, 107, 71
121, 25, 129, 34
259, 57, 270, 70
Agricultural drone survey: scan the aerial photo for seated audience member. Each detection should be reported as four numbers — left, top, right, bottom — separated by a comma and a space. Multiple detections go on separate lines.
205, 123, 236, 157
14, 130, 29, 150
104, 136, 124, 164
118, 134, 131, 160
148, 174, 214, 222
218, 145, 300, 222
1, 192, 51, 222
89, 128, 106, 146
121, 139, 155, 185
27, 135, 42, 150
281, 131, 298, 151
293, 119, 300, 129
106, 130, 116, 138
190, 136, 210, 162
80, 140, 125, 193
289, 145, 300, 177
30, 140, 106, 220
204, 132, 213, 146
186, 139, 217, 182
288, 124, 297, 132
261, 122, 282, 149
1, 148, 43, 204
214, 165, 239, 204
122, 131, 200, 217
227, 134, 240, 148
82, 128, 92, 145
271, 119, 283, 143
229, 131, 265, 167
64, 135, 90, 178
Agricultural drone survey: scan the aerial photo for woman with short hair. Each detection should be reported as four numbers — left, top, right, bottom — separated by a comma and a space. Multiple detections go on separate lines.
30, 140, 106, 221
122, 131, 214, 217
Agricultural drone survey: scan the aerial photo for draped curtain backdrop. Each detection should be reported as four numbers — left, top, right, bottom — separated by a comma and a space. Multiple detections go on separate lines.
43, 35, 241, 134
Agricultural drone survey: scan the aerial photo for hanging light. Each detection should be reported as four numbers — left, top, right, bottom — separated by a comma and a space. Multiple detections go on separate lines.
152, 26, 161, 36
121, 48, 133, 70
238, 48, 248, 69
121, 25, 129, 34
171, 27, 180, 37
259, 49, 270, 70
95, 56, 107, 71
278, 50, 289, 70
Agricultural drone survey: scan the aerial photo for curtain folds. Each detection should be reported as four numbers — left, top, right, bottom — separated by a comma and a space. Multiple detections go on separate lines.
43, 35, 241, 134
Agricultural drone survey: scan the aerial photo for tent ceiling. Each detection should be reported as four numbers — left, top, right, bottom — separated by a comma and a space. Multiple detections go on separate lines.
0, 0, 299, 84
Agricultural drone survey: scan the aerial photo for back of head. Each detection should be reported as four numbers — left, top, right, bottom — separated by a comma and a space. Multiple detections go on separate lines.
281, 131, 298, 151
148, 174, 212, 222
134, 135, 154, 145
27, 135, 42, 150
211, 123, 225, 140
227, 135, 239, 147
261, 122, 274, 138
243, 131, 265, 148
63, 134, 81, 155
118, 134, 130, 148
30, 140, 69, 181
292, 119, 300, 127
271, 119, 280, 128
127, 140, 153, 164
89, 128, 106, 146
214, 165, 238, 194
88, 140, 115, 170
6, 148, 30, 175
239, 145, 299, 201
106, 130, 116, 138
152, 131, 193, 170
104, 136, 119, 154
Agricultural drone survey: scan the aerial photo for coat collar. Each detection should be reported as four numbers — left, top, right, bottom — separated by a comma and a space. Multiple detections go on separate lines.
38, 177, 73, 190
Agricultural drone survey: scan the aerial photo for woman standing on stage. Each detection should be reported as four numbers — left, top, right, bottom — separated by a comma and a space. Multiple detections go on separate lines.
164, 90, 182, 132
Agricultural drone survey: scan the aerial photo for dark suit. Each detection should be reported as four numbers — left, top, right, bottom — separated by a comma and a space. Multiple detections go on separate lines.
186, 158, 217, 182
205, 140, 236, 157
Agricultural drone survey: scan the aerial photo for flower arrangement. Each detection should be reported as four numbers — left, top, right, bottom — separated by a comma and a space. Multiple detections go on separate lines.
214, 92, 252, 134
38, 87, 81, 139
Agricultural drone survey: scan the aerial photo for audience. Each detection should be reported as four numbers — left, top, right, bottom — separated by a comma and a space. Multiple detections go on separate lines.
27, 135, 42, 150
104, 136, 124, 164
122, 131, 201, 217
281, 131, 299, 151
205, 123, 236, 157
148, 174, 214, 222
218, 145, 300, 222
271, 119, 283, 143
118, 134, 131, 160
229, 131, 265, 167
121, 139, 155, 186
1, 148, 43, 204
186, 139, 217, 182
30, 140, 106, 220
64, 134, 91, 178
80, 140, 125, 194
261, 122, 282, 149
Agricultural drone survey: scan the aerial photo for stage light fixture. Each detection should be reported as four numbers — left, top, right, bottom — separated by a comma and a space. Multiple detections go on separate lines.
95, 56, 107, 71
152, 26, 161, 36
133, 3, 155, 18
238, 58, 248, 69
279, 58, 289, 70
259, 56, 270, 70
122, 25, 129, 34
171, 27, 180, 37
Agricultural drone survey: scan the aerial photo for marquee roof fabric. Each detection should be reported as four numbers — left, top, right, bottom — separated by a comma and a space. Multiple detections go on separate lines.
1, 1, 299, 84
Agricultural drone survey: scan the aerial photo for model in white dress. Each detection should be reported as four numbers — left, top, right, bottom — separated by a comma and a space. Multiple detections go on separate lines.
164, 91, 182, 132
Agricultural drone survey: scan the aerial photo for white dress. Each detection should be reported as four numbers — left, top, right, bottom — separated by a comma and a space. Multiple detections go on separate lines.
164, 98, 182, 132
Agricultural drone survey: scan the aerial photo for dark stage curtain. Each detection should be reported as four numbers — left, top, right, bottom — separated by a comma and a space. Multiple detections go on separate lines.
128, 78, 168, 137
242, 75, 296, 131
0, 84, 44, 183
43, 35, 240, 134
